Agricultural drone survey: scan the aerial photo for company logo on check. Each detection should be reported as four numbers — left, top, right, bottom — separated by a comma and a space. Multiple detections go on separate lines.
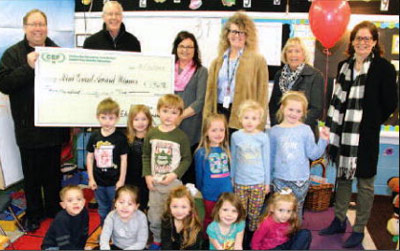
41, 53, 66, 64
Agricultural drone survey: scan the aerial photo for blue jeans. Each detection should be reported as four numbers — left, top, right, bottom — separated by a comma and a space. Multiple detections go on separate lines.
272, 229, 312, 250
94, 185, 115, 224
272, 178, 310, 225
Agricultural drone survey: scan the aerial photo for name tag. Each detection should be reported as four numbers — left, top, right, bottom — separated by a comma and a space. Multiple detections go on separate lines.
223, 96, 231, 109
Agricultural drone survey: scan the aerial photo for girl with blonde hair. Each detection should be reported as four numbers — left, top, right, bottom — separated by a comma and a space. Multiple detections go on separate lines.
251, 188, 312, 250
270, 91, 329, 224
195, 113, 233, 236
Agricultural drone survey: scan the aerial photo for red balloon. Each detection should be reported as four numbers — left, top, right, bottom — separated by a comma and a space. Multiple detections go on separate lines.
309, 0, 351, 48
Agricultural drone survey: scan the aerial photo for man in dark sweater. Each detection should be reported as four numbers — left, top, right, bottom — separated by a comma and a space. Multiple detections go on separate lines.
0, 9, 68, 232
83, 1, 141, 52
41, 185, 89, 250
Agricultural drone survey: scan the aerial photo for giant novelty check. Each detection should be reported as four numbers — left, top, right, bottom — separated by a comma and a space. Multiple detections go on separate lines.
34, 47, 174, 126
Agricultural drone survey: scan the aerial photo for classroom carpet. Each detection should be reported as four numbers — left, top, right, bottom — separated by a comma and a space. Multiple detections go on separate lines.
303, 208, 364, 250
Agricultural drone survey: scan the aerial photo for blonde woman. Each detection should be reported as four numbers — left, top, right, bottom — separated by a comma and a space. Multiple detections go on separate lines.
203, 11, 269, 135
269, 37, 324, 137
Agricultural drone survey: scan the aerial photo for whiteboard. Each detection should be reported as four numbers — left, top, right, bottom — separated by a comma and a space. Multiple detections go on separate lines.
75, 15, 222, 69
255, 22, 282, 66
75, 14, 285, 71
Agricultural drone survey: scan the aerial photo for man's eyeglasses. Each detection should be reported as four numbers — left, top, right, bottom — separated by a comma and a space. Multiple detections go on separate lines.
178, 45, 195, 50
354, 36, 373, 42
228, 29, 246, 36
25, 23, 47, 28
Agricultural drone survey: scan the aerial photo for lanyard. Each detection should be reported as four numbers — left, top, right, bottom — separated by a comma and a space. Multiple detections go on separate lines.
226, 55, 240, 96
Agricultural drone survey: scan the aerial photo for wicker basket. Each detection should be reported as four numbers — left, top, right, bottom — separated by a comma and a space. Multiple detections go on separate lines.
305, 158, 333, 211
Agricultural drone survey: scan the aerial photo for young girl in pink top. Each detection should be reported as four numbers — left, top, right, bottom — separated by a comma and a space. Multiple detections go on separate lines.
251, 188, 312, 250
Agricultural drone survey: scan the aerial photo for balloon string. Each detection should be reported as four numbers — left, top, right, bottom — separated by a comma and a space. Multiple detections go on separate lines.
322, 48, 331, 121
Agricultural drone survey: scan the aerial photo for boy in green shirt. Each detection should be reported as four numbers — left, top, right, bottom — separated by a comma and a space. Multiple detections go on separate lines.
142, 94, 192, 249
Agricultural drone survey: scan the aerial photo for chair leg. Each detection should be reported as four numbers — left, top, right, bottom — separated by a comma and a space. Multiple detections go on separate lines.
0, 226, 7, 237
7, 206, 25, 232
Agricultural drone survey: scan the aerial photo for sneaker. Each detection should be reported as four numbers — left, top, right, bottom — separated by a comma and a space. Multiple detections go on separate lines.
342, 232, 364, 248
319, 217, 347, 235
148, 242, 161, 250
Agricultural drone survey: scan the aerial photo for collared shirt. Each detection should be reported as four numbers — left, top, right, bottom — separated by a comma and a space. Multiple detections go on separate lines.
217, 48, 244, 104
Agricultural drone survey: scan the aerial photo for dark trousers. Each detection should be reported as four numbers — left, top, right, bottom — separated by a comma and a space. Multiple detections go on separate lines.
272, 229, 312, 250
125, 178, 149, 212
110, 244, 122, 250
181, 144, 198, 185
217, 103, 237, 140
19, 146, 62, 220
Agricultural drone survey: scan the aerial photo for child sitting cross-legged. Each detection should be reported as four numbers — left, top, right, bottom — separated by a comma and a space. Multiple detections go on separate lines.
207, 192, 246, 250
251, 188, 312, 250
41, 185, 89, 250
161, 185, 202, 250
100, 185, 148, 250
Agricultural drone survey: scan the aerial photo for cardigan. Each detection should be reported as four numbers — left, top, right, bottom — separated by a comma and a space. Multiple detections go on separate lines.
176, 66, 208, 146
326, 56, 397, 178
203, 49, 269, 130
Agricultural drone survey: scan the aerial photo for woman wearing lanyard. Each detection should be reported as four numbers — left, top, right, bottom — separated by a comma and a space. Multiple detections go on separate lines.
203, 11, 269, 136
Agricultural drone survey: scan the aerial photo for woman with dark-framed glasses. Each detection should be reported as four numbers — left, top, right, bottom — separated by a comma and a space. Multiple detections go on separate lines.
203, 11, 269, 136
319, 21, 398, 248
171, 31, 208, 185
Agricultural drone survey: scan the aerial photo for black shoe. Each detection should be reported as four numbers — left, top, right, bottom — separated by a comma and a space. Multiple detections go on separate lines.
88, 201, 98, 209
201, 239, 210, 250
319, 217, 347, 235
243, 230, 254, 250
342, 232, 364, 248
24, 218, 40, 232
